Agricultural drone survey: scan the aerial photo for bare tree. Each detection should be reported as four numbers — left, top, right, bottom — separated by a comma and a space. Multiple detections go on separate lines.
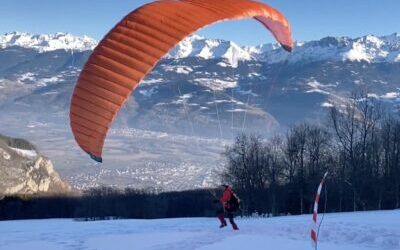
265, 134, 285, 215
284, 124, 308, 213
381, 116, 400, 208
221, 133, 269, 213
329, 90, 383, 211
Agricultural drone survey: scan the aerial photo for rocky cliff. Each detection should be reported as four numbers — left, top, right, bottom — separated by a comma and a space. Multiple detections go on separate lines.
0, 134, 70, 195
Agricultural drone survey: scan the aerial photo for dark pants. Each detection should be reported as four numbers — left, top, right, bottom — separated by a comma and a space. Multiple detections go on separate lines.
217, 207, 237, 228
224, 208, 236, 226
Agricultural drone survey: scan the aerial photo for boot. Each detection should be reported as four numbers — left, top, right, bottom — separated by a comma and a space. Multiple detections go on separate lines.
217, 213, 227, 228
232, 223, 239, 230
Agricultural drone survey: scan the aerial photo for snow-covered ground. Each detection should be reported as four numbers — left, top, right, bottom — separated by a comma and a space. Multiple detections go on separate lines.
0, 210, 399, 250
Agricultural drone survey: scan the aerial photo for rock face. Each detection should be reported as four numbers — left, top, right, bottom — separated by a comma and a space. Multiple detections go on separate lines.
0, 135, 70, 195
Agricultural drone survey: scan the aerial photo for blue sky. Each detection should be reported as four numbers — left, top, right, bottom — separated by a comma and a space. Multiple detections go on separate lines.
1, 0, 399, 46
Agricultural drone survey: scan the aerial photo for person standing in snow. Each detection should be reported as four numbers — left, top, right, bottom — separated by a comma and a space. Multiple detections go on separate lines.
217, 184, 239, 230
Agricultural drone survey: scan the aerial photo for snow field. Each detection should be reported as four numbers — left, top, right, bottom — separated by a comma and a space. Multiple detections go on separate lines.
0, 210, 399, 250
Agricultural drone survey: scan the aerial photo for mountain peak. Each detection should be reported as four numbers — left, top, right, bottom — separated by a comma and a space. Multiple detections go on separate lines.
167, 35, 252, 67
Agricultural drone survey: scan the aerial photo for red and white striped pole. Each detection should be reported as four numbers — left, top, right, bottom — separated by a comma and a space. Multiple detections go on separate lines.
311, 171, 328, 250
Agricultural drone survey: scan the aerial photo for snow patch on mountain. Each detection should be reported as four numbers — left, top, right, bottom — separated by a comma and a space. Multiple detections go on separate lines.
305, 79, 336, 95
172, 93, 192, 105
17, 72, 36, 83
191, 78, 238, 91
368, 92, 400, 102
380, 92, 400, 103
344, 42, 372, 62
237, 88, 258, 97
226, 108, 247, 113
321, 102, 334, 108
163, 65, 193, 74
0, 32, 97, 52
139, 86, 159, 97
1, 148, 11, 160
9, 147, 38, 159
140, 78, 164, 86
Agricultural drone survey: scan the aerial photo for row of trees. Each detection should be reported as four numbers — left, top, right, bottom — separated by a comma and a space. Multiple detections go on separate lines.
222, 91, 400, 215
0, 188, 219, 220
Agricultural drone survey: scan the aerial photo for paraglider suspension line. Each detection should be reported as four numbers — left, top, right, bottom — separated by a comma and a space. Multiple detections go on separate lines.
213, 89, 223, 139
240, 52, 290, 133
70, 49, 75, 69
265, 55, 290, 109
231, 87, 234, 140
241, 94, 251, 133
178, 85, 196, 140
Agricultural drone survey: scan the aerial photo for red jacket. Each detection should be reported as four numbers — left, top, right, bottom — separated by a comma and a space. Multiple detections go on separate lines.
220, 186, 232, 208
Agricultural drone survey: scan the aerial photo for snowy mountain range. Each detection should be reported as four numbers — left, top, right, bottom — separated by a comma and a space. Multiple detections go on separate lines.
0, 32, 97, 52
169, 33, 400, 65
1, 31, 400, 191
2, 32, 400, 65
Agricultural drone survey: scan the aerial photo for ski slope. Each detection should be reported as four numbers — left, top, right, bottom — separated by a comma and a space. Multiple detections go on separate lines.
0, 210, 399, 250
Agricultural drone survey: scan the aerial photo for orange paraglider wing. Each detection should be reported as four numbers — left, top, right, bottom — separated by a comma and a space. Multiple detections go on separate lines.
70, 0, 293, 162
